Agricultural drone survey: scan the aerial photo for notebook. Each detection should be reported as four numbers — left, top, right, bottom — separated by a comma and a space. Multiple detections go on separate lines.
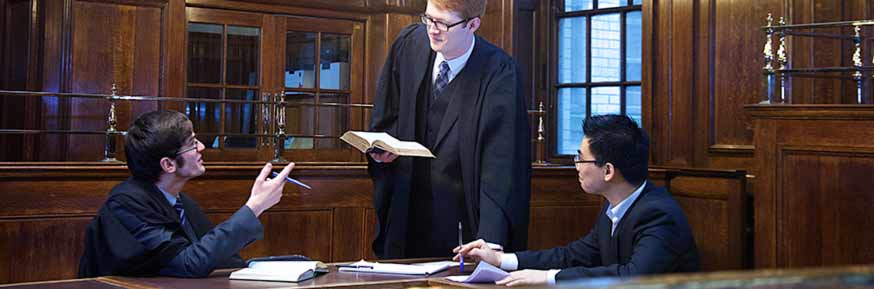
337, 260, 449, 275
229, 261, 327, 283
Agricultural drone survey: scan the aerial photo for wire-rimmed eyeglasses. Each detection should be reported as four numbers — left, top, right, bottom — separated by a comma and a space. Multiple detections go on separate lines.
175, 139, 202, 156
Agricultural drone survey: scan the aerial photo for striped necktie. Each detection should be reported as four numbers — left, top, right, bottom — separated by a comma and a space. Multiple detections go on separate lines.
433, 61, 450, 98
174, 200, 186, 226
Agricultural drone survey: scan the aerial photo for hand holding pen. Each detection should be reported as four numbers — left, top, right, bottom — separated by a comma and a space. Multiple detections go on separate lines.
453, 239, 503, 269
246, 162, 295, 217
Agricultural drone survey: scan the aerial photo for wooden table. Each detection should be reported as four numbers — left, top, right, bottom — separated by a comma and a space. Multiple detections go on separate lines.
5, 263, 874, 289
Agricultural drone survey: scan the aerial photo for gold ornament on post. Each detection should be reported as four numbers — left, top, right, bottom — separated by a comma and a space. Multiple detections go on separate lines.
101, 83, 120, 162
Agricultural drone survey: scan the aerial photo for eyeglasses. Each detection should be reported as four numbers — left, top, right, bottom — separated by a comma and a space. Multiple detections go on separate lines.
175, 139, 202, 156
420, 14, 474, 32
574, 154, 597, 164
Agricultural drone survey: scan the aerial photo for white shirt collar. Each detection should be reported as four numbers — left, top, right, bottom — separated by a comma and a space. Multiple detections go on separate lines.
432, 37, 476, 84
605, 181, 647, 236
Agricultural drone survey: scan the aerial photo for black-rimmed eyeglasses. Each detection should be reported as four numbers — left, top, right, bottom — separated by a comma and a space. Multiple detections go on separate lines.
574, 154, 597, 164
420, 14, 474, 32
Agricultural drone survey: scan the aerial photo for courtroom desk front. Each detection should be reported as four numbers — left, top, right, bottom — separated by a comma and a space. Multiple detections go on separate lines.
0, 260, 506, 289
7, 264, 874, 289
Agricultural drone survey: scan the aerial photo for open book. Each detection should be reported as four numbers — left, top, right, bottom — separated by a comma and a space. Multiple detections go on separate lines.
229, 261, 328, 283
337, 260, 449, 275
340, 131, 435, 158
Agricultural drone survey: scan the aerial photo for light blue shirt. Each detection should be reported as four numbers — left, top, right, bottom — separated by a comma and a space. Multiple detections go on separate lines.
606, 182, 646, 236
432, 37, 476, 85
501, 182, 647, 284
158, 187, 178, 206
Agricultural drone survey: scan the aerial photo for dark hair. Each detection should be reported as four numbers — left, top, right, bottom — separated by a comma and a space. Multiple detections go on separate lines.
582, 114, 649, 186
124, 110, 193, 182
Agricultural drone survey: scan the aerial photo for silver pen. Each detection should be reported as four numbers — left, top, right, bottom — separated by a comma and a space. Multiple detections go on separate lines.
271, 171, 312, 190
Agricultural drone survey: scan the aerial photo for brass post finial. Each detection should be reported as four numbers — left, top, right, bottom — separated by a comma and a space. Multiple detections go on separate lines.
101, 83, 120, 162
852, 25, 864, 103
762, 13, 776, 103
775, 16, 788, 103
272, 90, 288, 163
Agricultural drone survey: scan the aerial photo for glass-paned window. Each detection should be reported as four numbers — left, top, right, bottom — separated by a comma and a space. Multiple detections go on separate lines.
555, 0, 642, 155
284, 30, 352, 150
186, 22, 261, 149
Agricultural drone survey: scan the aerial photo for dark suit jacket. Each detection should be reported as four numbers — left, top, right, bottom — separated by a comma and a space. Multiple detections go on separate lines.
368, 24, 531, 258
516, 181, 699, 281
78, 177, 258, 278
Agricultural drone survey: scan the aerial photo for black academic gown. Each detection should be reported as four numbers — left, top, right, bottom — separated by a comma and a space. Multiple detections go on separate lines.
369, 24, 531, 259
78, 177, 245, 277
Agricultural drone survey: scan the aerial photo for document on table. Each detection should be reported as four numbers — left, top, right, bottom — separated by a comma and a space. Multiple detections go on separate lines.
445, 261, 509, 283
337, 260, 450, 275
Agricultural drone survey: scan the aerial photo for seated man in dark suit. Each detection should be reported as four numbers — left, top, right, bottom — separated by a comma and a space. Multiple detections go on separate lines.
454, 114, 699, 286
78, 110, 295, 278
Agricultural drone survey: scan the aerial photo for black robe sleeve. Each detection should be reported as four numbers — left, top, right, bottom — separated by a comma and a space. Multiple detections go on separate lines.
470, 59, 531, 251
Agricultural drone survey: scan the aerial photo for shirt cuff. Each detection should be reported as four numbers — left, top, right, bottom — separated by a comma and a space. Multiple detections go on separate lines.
547, 269, 560, 285
500, 253, 518, 271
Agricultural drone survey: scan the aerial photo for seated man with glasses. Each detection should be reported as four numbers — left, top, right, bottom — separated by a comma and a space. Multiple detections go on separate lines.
368, 0, 531, 259
78, 110, 296, 278
454, 114, 699, 286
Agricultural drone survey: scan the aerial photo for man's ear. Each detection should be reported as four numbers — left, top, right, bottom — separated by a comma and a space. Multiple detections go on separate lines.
603, 162, 615, 182
467, 17, 481, 33
160, 157, 177, 174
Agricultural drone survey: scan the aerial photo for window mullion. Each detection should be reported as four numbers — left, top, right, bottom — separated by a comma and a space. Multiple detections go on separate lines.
220, 24, 229, 150
586, 15, 592, 118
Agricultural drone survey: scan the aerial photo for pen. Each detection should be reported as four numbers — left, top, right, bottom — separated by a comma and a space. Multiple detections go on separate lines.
458, 221, 464, 272
270, 171, 312, 190
336, 264, 374, 269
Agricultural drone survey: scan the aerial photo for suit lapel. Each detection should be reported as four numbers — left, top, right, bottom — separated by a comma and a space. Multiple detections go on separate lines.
432, 38, 483, 150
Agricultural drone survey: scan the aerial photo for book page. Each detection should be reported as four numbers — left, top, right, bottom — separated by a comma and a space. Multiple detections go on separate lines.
348, 131, 396, 146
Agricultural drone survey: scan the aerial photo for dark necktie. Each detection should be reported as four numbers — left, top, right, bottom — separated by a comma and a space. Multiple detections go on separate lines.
433, 61, 450, 98
174, 200, 186, 226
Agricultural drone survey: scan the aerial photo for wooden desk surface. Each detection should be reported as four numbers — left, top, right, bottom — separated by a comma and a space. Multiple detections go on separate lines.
5, 263, 874, 289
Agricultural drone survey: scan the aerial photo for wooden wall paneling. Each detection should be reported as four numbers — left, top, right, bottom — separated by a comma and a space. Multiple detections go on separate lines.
0, 0, 30, 161
780, 148, 874, 267
710, 0, 777, 163
691, 0, 712, 167
68, 1, 165, 161
526, 167, 602, 250
0, 218, 92, 283
185, 0, 371, 20
667, 172, 748, 271
207, 210, 335, 262
650, 0, 672, 166
747, 105, 874, 268
163, 0, 185, 111
477, 0, 512, 53
363, 208, 378, 260
332, 207, 366, 262
349, 21, 367, 133
667, 0, 693, 166
363, 13, 386, 106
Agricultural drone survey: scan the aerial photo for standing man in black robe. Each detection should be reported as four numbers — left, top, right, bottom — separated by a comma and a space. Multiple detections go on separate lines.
78, 110, 295, 278
368, 0, 531, 259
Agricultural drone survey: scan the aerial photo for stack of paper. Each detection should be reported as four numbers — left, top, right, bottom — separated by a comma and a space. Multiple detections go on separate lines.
338, 260, 449, 275
446, 262, 509, 283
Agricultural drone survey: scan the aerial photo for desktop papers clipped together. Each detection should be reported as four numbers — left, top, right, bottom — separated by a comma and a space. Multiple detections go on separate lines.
338, 260, 451, 275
